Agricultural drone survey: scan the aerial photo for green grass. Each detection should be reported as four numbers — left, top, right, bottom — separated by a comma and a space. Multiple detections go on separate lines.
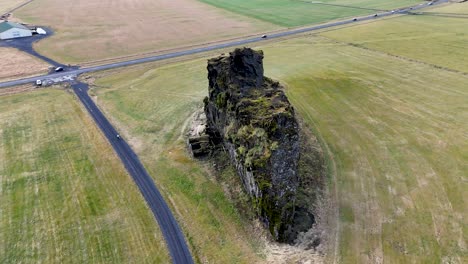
93, 62, 264, 263
94, 31, 467, 262
261, 36, 467, 263
0, 89, 170, 263
199, 0, 421, 27
321, 2, 468, 72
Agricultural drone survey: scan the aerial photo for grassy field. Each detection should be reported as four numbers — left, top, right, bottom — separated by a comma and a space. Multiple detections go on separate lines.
14, 0, 276, 64
91, 29, 467, 263
321, 2, 468, 72
0, 89, 170, 263
0, 47, 49, 81
262, 36, 467, 263
92, 61, 266, 263
0, 0, 24, 14
199, 0, 421, 27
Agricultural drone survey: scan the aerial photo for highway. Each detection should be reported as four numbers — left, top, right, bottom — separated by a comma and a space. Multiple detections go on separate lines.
73, 82, 194, 264
0, 0, 447, 89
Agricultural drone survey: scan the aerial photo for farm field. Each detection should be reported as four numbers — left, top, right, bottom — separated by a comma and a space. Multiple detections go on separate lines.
14, 0, 277, 64
262, 36, 467, 263
91, 32, 467, 264
0, 89, 170, 263
321, 2, 468, 72
0, 47, 49, 81
0, 0, 23, 14
199, 0, 422, 27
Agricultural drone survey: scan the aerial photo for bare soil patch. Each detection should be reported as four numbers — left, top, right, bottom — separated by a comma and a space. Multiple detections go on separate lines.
0, 47, 49, 81
16, 0, 277, 64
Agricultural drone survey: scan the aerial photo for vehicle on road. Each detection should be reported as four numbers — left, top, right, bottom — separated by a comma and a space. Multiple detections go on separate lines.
374, 14, 378, 17
54, 67, 64, 72
353, 18, 357, 21
35, 79, 42, 86
261, 34, 267, 38
116, 134, 121, 139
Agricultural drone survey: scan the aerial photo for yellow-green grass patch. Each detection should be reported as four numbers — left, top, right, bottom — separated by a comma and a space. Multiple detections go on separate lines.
0, 88, 170, 263
261, 36, 467, 263
321, 2, 468, 73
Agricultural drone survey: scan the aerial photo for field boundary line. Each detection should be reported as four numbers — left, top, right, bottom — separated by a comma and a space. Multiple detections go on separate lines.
2, 0, 34, 17
319, 35, 468, 77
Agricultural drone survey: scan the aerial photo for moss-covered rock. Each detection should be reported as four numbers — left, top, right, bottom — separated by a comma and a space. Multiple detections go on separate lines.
204, 48, 300, 242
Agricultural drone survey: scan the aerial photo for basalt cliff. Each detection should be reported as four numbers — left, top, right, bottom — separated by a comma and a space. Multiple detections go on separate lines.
203, 48, 302, 241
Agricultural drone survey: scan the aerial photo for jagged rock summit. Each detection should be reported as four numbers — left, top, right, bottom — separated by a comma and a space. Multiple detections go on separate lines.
204, 47, 301, 241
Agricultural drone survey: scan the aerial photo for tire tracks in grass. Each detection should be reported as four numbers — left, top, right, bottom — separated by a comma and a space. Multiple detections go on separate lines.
285, 91, 341, 264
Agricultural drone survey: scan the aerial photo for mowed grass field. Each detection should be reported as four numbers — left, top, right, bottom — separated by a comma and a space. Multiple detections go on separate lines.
199, 0, 421, 27
92, 62, 265, 263
0, 47, 49, 81
321, 2, 468, 72
0, 0, 24, 14
15, 0, 276, 64
91, 15, 467, 262
0, 89, 170, 263
262, 36, 467, 263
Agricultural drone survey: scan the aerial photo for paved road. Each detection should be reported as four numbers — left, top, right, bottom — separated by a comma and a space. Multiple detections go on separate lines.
0, 0, 448, 89
73, 82, 193, 264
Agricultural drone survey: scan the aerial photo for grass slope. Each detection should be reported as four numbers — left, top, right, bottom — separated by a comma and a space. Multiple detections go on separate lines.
93, 62, 264, 263
199, 0, 421, 27
262, 36, 467, 263
0, 89, 170, 263
321, 2, 468, 72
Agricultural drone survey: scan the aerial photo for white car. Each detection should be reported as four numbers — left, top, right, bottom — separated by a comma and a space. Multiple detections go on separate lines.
35, 79, 42, 86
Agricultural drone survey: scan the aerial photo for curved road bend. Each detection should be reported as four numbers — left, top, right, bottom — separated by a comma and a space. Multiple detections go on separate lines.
0, 0, 448, 89
73, 82, 193, 264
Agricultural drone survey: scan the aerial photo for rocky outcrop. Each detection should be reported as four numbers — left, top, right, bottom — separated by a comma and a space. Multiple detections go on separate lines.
203, 48, 300, 241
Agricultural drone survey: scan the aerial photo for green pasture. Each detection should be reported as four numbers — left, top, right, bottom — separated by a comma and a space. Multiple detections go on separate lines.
322, 2, 468, 72
0, 89, 170, 263
199, 0, 422, 27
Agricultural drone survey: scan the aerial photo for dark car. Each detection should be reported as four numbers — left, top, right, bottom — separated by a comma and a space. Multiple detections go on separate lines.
54, 67, 64, 72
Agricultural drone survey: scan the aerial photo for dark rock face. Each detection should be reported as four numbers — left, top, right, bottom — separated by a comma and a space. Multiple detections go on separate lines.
204, 48, 300, 241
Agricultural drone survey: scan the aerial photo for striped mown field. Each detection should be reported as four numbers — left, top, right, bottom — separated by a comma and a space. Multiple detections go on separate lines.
0, 89, 170, 263
199, 0, 421, 27
262, 35, 467, 263
321, 2, 468, 72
